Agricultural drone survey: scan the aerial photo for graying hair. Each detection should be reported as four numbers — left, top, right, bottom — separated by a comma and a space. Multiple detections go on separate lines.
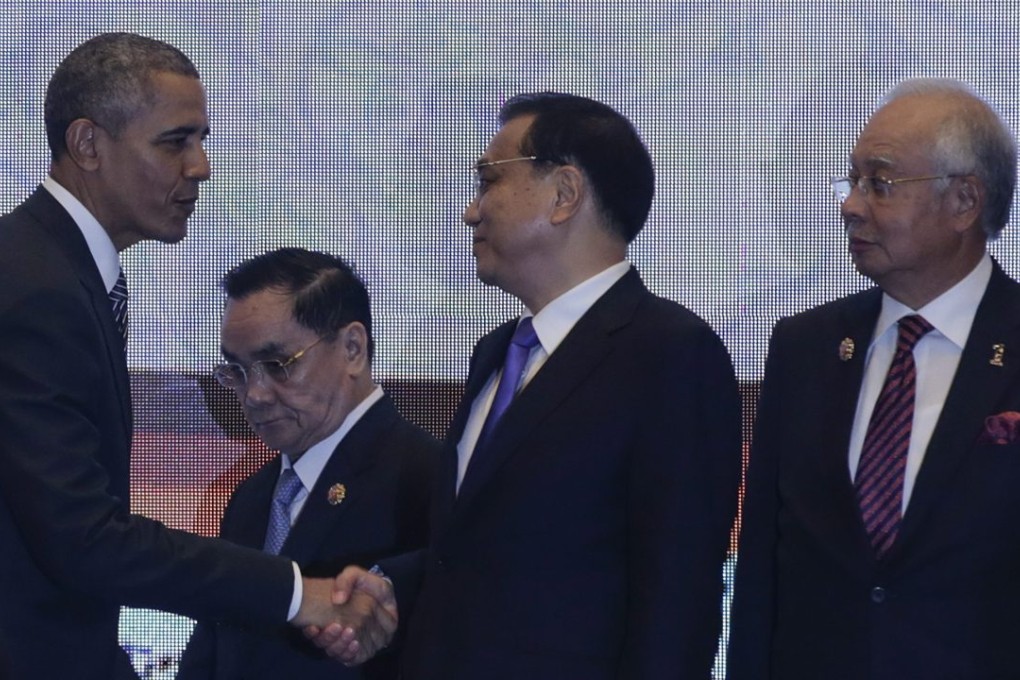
881, 78, 1016, 238
45, 33, 199, 161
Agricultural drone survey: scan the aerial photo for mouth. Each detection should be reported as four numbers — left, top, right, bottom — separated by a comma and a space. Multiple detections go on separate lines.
847, 235, 874, 255
253, 415, 285, 430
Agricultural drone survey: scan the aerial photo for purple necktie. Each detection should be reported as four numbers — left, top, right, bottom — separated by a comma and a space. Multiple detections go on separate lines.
855, 314, 933, 559
476, 317, 540, 449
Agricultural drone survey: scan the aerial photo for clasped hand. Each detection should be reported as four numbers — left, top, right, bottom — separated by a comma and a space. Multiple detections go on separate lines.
294, 565, 398, 666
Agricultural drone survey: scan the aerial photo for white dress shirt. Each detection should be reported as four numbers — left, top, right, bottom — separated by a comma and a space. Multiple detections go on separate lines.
273, 385, 384, 617
848, 254, 992, 509
277, 385, 384, 524
43, 176, 120, 293
456, 261, 631, 490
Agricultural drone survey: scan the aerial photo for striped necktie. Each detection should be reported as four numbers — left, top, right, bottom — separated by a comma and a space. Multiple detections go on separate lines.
855, 314, 933, 558
109, 268, 129, 348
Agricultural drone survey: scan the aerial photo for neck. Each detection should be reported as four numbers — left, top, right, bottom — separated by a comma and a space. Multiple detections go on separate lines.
881, 249, 985, 310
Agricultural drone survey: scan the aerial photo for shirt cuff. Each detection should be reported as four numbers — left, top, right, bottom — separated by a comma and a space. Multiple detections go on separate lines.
286, 561, 302, 621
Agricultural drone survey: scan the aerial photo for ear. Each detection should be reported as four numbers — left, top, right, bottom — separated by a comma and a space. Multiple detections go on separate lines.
549, 165, 586, 226
64, 119, 101, 171
339, 322, 369, 373
950, 174, 983, 234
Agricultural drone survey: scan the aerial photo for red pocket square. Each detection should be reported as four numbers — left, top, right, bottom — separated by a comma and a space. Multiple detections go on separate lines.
979, 411, 1020, 445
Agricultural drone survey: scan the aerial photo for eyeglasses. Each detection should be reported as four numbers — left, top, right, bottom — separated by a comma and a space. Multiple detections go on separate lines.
474, 155, 540, 170
213, 337, 325, 389
472, 156, 544, 195
830, 174, 962, 203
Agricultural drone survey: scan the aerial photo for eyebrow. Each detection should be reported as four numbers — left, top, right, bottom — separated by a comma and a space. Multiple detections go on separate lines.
155, 124, 210, 141
220, 341, 288, 363
850, 154, 896, 171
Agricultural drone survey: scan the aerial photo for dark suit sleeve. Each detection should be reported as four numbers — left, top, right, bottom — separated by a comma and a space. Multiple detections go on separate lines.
621, 321, 742, 678
727, 318, 788, 680
0, 272, 294, 625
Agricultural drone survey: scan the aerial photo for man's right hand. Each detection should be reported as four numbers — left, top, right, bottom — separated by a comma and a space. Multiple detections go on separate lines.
299, 566, 399, 665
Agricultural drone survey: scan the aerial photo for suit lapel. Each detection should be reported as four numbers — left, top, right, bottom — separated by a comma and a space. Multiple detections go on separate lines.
447, 321, 516, 445
281, 397, 396, 564
454, 270, 642, 513
437, 321, 516, 518
895, 264, 1020, 557
231, 459, 281, 550
818, 290, 884, 562
23, 187, 133, 438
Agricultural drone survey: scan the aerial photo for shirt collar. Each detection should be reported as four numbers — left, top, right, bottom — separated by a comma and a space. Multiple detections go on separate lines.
527, 261, 631, 355
43, 176, 121, 293
283, 384, 385, 491
873, 253, 993, 351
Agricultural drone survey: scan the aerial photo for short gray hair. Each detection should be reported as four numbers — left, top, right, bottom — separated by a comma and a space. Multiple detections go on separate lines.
881, 78, 1017, 238
45, 33, 199, 161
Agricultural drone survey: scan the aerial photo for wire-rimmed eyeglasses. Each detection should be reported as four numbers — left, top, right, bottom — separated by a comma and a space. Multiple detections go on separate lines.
472, 156, 546, 195
830, 174, 963, 203
213, 337, 325, 389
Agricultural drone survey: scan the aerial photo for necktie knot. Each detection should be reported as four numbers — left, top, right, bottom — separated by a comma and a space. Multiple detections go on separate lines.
896, 314, 933, 352
510, 316, 540, 351
274, 468, 304, 507
475, 317, 541, 451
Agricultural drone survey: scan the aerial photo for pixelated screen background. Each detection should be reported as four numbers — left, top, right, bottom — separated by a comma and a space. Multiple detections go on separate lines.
3, 1, 1020, 677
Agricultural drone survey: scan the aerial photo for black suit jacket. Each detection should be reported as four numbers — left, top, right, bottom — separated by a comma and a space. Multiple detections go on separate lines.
384, 268, 742, 680
729, 262, 1020, 680
0, 187, 295, 679
177, 395, 439, 679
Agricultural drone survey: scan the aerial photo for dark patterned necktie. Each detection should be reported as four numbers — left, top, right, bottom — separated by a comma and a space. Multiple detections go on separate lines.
109, 268, 129, 348
476, 317, 540, 450
855, 314, 934, 558
263, 467, 304, 555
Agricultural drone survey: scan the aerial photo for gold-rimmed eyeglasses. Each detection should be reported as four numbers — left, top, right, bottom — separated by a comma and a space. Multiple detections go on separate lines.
474, 155, 541, 170
213, 337, 325, 389
830, 174, 963, 203
472, 156, 547, 196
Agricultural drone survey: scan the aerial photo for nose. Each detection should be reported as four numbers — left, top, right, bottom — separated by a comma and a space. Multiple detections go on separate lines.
242, 374, 276, 409
184, 144, 212, 182
840, 184, 868, 229
462, 196, 481, 228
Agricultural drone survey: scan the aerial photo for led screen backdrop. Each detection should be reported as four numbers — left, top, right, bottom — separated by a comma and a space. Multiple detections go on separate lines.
3, 1, 1020, 677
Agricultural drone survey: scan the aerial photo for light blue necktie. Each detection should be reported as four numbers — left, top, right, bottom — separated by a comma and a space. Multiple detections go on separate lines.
263, 467, 303, 555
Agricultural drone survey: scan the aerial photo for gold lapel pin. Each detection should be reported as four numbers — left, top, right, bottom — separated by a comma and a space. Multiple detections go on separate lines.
327, 483, 347, 506
839, 337, 855, 362
990, 343, 1005, 367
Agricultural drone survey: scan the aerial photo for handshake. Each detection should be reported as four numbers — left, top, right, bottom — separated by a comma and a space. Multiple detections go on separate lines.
292, 566, 397, 666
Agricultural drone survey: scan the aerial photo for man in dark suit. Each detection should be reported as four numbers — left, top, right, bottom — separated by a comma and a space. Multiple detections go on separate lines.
0, 34, 390, 679
178, 248, 439, 679
728, 78, 1020, 680
313, 92, 742, 678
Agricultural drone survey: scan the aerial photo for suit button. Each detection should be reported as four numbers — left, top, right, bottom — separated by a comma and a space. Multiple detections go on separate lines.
870, 586, 886, 603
